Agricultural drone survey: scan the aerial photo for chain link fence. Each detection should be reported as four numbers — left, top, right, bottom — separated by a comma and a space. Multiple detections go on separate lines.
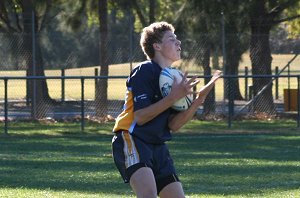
0, 17, 300, 133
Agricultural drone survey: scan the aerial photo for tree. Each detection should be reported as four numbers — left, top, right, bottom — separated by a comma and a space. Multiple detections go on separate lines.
70, 0, 121, 117
174, 0, 219, 114
68, 0, 134, 117
115, 0, 184, 30
0, 0, 61, 119
249, 0, 300, 114
284, 1, 300, 39
176, 0, 249, 114
96, 0, 109, 117
221, 1, 249, 101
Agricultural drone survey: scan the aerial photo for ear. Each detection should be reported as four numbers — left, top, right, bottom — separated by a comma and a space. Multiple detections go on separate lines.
153, 43, 161, 51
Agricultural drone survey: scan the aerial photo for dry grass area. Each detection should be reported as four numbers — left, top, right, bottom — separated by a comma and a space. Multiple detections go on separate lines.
0, 53, 299, 100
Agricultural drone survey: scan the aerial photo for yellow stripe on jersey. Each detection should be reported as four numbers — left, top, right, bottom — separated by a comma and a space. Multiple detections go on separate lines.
122, 131, 140, 168
113, 88, 135, 133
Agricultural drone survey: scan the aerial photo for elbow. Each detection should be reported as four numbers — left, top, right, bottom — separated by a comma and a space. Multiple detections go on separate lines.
168, 114, 184, 132
135, 118, 146, 126
170, 127, 180, 133
134, 111, 147, 126
168, 123, 181, 132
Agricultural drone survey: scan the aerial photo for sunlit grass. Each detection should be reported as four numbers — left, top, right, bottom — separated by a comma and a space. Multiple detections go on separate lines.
1, 120, 300, 197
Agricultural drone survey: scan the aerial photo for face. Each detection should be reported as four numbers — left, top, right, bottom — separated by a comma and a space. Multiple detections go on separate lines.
156, 30, 181, 63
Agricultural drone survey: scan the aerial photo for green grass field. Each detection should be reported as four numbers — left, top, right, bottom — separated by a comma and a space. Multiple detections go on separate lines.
1, 120, 300, 198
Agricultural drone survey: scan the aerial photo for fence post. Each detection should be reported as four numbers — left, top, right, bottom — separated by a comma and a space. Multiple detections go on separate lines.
129, 11, 134, 71
32, 11, 37, 120
4, 78, 8, 135
26, 81, 29, 106
81, 77, 85, 132
245, 66, 248, 100
95, 68, 98, 99
288, 63, 291, 90
95, 68, 98, 83
275, 66, 279, 100
228, 77, 234, 128
221, 12, 227, 101
297, 75, 300, 128
61, 69, 65, 102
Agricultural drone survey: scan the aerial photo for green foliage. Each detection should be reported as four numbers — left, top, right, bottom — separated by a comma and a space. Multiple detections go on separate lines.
11, 0, 22, 13
154, 0, 184, 23
56, 0, 87, 32
284, 1, 300, 38
105, 0, 185, 32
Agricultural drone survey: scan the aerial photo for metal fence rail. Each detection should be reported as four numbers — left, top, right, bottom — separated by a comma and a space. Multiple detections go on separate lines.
1, 74, 300, 134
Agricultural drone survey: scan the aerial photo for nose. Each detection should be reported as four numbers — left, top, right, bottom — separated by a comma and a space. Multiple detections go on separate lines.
176, 39, 181, 46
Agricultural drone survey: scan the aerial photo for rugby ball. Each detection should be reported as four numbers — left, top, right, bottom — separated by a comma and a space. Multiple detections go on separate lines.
159, 67, 193, 111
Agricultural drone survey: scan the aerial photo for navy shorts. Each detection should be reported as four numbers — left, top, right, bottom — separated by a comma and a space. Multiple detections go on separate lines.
112, 130, 180, 193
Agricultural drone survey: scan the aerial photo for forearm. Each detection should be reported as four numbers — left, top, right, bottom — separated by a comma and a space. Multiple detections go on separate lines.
169, 76, 219, 131
134, 74, 198, 125
134, 94, 177, 125
168, 102, 199, 131
134, 71, 221, 127
197, 78, 218, 103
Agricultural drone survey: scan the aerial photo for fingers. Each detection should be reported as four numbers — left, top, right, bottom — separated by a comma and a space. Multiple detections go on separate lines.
180, 72, 198, 83
213, 70, 223, 78
210, 70, 222, 82
214, 70, 222, 74
171, 70, 221, 101
173, 72, 198, 86
176, 70, 221, 86
189, 79, 200, 90
172, 72, 199, 97
182, 74, 199, 90
187, 75, 198, 84
183, 71, 188, 79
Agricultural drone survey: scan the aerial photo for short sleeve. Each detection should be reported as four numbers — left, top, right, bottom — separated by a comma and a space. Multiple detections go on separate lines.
129, 64, 157, 111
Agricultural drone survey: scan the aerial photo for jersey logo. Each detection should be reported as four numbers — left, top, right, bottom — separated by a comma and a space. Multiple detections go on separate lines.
134, 94, 147, 102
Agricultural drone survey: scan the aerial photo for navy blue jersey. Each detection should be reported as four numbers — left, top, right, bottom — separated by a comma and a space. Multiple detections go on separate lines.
113, 60, 172, 144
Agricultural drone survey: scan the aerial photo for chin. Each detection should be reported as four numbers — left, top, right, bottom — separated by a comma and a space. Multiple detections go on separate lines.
171, 58, 180, 63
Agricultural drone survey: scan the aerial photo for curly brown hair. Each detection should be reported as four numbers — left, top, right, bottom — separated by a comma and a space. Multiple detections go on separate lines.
140, 22, 175, 60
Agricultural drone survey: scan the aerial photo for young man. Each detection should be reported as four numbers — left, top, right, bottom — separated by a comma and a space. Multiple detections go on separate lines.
112, 21, 221, 198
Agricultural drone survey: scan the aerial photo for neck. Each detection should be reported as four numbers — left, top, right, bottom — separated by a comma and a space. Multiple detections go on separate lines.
152, 55, 172, 69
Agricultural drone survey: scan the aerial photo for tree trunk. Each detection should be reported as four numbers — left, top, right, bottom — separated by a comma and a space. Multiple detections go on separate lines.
23, 0, 52, 119
249, 1, 275, 114
149, 0, 156, 23
224, 41, 244, 100
96, 0, 109, 117
131, 0, 147, 27
223, 19, 245, 101
196, 37, 216, 115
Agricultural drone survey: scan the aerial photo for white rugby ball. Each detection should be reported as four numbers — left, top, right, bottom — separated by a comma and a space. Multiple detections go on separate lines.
159, 67, 193, 111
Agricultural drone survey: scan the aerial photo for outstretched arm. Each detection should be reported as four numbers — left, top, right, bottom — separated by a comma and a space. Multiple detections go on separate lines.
168, 70, 222, 131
